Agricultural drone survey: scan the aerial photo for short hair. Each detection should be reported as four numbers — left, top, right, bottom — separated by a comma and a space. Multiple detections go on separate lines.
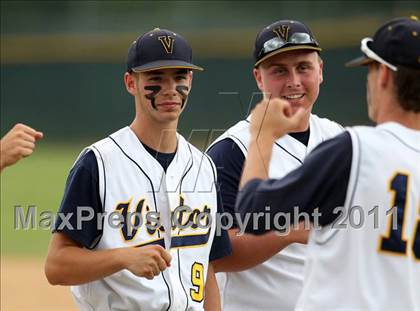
393, 66, 420, 112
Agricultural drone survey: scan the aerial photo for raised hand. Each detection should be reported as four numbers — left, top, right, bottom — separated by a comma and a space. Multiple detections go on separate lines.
250, 98, 307, 141
0, 123, 43, 172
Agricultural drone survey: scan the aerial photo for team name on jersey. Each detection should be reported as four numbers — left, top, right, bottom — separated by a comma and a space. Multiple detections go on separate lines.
115, 194, 212, 244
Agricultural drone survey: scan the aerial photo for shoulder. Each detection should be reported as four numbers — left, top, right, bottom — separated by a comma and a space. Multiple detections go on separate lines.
309, 131, 352, 159
64, 149, 99, 191
348, 124, 376, 135
344, 125, 384, 152
207, 137, 244, 156
73, 149, 98, 173
90, 127, 130, 154
207, 137, 245, 166
207, 119, 250, 151
310, 114, 344, 136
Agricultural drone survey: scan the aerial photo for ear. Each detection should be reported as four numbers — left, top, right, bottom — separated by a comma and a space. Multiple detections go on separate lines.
253, 68, 264, 91
188, 70, 193, 90
318, 59, 324, 84
124, 72, 138, 96
378, 64, 391, 89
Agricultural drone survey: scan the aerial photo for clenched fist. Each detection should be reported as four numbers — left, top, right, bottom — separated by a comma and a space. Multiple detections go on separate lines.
0, 123, 43, 172
250, 98, 307, 141
124, 245, 172, 280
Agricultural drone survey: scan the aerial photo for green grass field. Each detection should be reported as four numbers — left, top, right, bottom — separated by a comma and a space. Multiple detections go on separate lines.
1, 143, 86, 256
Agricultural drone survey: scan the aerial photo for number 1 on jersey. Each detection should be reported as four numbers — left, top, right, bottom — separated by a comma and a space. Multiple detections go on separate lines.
379, 173, 420, 259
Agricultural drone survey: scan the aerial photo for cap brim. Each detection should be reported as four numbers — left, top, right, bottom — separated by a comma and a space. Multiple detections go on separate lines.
345, 37, 397, 71
254, 45, 322, 67
345, 55, 375, 68
131, 60, 204, 73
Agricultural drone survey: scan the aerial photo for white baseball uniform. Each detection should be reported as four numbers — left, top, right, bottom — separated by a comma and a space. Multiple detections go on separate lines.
295, 122, 420, 310
236, 122, 419, 310
207, 114, 343, 310
55, 126, 231, 311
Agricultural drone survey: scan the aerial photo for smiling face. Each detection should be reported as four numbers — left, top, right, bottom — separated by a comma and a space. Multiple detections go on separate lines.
125, 68, 193, 124
253, 50, 323, 120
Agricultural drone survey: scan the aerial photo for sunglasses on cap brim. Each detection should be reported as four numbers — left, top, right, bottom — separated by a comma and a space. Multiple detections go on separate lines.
258, 32, 320, 59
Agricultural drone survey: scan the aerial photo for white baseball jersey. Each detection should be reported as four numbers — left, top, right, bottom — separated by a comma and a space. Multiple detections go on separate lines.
296, 122, 420, 310
70, 127, 219, 311
209, 114, 343, 310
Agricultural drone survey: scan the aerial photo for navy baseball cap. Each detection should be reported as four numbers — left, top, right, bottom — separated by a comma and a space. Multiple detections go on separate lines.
127, 28, 203, 73
254, 20, 321, 67
346, 16, 420, 71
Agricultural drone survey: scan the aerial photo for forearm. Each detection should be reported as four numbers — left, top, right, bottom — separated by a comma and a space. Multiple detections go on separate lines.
240, 136, 275, 188
204, 264, 221, 311
45, 233, 127, 285
45, 244, 126, 285
212, 229, 292, 272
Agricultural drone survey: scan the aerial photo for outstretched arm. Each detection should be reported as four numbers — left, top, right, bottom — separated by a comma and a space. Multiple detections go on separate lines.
212, 225, 308, 273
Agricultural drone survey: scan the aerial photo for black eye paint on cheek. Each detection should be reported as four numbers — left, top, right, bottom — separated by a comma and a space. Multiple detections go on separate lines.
144, 86, 161, 110
176, 85, 189, 108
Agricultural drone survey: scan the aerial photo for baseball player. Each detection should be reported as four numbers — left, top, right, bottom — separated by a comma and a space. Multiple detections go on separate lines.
0, 123, 43, 173
45, 28, 231, 310
238, 16, 420, 310
207, 20, 343, 310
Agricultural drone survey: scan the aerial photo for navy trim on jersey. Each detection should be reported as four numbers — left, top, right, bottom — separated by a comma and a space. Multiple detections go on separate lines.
176, 143, 194, 311
135, 238, 165, 248
108, 136, 172, 309
53, 150, 102, 249
90, 146, 106, 249
316, 131, 362, 245
381, 129, 420, 153
346, 131, 362, 218
274, 142, 303, 164
274, 128, 310, 164
207, 126, 310, 227
142, 142, 176, 172
55, 135, 231, 309
207, 138, 245, 228
236, 132, 353, 233
91, 146, 106, 211
230, 134, 248, 152
171, 231, 212, 248
204, 153, 217, 184
178, 250, 189, 311
108, 136, 160, 228
179, 143, 194, 196
204, 153, 233, 261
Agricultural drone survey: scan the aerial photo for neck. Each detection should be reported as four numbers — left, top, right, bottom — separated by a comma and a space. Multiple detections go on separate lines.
289, 111, 311, 133
374, 93, 420, 130
376, 109, 420, 130
130, 116, 178, 153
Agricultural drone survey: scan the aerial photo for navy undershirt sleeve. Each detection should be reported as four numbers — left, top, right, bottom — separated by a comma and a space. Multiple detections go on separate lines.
209, 189, 232, 261
236, 131, 353, 234
53, 150, 102, 249
207, 138, 245, 228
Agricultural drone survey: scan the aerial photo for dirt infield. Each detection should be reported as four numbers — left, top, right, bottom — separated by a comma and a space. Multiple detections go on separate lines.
1, 256, 76, 311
